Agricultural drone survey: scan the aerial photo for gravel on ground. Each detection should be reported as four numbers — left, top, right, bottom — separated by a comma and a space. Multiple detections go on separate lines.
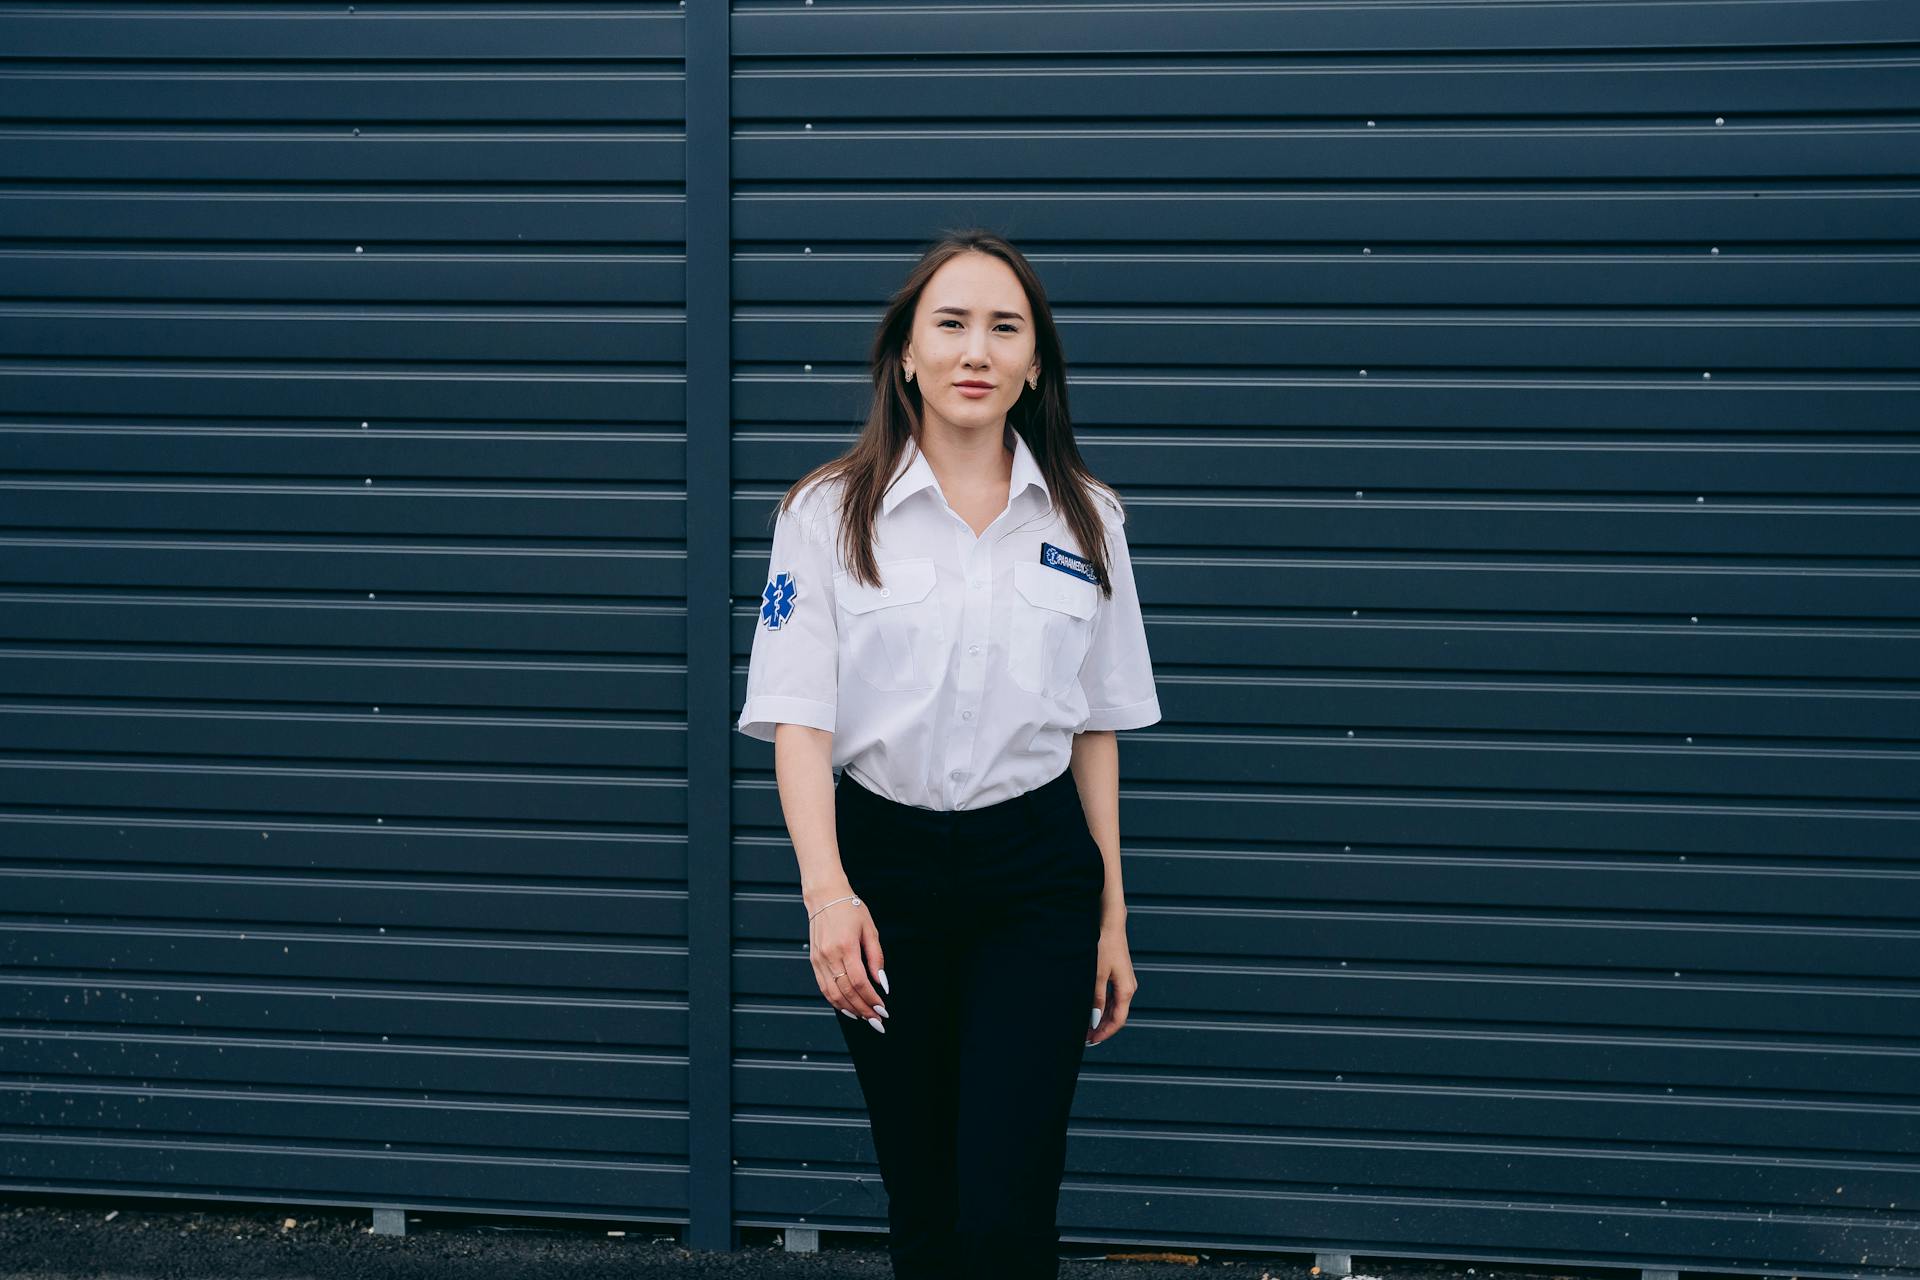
0, 1192, 1676, 1280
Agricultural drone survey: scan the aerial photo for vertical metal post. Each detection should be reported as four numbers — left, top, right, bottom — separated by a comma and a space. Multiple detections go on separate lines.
684, 0, 736, 1254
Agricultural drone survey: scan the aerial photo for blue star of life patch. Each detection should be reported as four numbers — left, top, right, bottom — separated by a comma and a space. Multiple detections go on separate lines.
1039, 541, 1098, 585
760, 571, 797, 629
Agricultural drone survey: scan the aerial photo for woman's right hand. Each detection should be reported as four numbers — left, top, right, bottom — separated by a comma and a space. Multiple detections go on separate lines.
809, 892, 890, 1032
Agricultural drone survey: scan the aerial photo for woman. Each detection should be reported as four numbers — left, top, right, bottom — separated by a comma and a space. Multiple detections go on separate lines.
735, 229, 1161, 1279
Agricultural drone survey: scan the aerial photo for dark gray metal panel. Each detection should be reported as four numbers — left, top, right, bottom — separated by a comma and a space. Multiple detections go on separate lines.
0, 2, 693, 1224
727, 3, 1920, 1276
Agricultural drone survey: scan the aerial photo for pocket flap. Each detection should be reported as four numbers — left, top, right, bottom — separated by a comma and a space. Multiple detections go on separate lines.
1013, 559, 1098, 620
835, 557, 937, 614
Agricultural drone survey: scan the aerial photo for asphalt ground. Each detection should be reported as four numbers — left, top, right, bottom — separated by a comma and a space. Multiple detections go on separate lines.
0, 1191, 1713, 1280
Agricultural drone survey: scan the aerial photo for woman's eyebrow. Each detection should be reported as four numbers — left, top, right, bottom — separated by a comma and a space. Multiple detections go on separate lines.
933, 305, 1026, 321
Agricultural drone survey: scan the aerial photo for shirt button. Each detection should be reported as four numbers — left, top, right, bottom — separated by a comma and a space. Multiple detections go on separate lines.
949, 770, 963, 781
880, 588, 890, 597
971, 580, 983, 589
962, 710, 973, 720
968, 644, 979, 655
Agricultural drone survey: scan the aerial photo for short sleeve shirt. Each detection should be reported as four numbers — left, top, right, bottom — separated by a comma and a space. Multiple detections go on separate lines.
736, 428, 1161, 811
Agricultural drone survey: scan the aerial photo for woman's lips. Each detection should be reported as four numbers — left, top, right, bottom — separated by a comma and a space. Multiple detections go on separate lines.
955, 384, 992, 398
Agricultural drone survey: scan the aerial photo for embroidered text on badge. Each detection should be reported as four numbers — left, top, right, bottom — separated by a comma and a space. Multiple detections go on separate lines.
760, 571, 797, 629
1039, 542, 1098, 585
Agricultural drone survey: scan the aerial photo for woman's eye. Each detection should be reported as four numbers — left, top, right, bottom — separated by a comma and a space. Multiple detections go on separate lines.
939, 320, 1016, 332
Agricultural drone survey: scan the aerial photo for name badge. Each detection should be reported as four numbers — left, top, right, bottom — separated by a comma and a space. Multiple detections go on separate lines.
1040, 541, 1098, 585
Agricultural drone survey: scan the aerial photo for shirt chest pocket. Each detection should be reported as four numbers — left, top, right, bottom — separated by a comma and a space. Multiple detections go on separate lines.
835, 557, 945, 692
1008, 560, 1099, 697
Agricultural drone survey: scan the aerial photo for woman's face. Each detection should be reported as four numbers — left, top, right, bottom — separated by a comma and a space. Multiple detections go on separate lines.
903, 252, 1041, 439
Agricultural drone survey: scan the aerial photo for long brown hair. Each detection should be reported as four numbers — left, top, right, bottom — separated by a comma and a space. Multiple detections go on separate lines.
770, 227, 1123, 597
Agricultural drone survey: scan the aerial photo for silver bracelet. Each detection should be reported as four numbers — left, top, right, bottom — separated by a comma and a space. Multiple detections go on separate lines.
807, 893, 862, 923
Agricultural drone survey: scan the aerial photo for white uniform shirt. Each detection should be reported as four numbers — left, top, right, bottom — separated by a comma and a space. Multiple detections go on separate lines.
736, 428, 1161, 811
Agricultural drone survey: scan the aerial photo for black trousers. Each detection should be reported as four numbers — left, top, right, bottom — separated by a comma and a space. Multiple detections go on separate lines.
832, 763, 1106, 1280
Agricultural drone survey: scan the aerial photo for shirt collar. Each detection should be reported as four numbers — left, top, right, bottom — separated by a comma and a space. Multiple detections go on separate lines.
881, 428, 1050, 517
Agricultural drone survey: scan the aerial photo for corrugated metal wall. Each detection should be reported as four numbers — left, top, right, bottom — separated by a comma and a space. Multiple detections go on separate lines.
727, 3, 1920, 1277
2, 1, 1916, 1275
0, 4, 695, 1224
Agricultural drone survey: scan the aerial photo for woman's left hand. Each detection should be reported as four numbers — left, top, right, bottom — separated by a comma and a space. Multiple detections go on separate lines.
1088, 918, 1136, 1046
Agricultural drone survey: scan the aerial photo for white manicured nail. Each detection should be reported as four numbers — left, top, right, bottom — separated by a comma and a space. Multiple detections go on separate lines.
841, 1007, 855, 1018
868, 1016, 885, 1034
876, 969, 889, 994
1090, 1008, 1101, 1028
874, 1004, 888, 1019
